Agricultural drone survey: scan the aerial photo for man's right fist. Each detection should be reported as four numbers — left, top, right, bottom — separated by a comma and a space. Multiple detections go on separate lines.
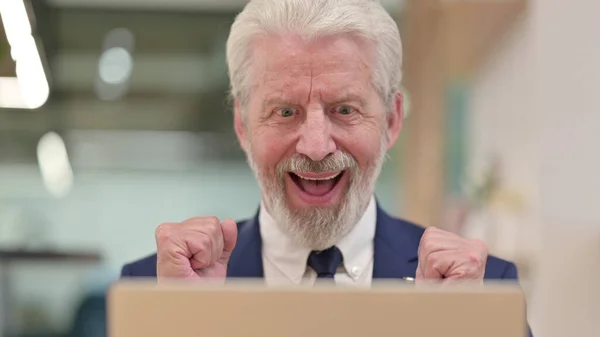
155, 217, 238, 281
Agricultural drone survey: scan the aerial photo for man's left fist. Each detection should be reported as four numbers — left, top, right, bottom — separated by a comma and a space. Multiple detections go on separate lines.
416, 227, 488, 284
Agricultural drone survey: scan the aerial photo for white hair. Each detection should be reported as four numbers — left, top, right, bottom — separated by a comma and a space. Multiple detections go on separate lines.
226, 0, 403, 113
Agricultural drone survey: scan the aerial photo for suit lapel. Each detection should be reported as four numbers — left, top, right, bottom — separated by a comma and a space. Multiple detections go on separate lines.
226, 211, 264, 278
373, 205, 420, 279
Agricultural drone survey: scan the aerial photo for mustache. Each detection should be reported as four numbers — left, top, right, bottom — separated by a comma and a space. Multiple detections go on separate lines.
276, 151, 358, 175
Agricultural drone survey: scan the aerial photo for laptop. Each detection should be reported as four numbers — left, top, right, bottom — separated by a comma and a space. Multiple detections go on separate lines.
108, 280, 527, 337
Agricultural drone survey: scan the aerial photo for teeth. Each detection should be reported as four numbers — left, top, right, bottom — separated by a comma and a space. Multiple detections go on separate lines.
296, 172, 342, 181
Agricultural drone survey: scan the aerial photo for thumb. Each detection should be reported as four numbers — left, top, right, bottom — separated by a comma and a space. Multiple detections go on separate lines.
219, 218, 238, 263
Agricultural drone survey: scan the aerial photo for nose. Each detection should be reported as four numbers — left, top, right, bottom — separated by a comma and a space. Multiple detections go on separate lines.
295, 108, 336, 161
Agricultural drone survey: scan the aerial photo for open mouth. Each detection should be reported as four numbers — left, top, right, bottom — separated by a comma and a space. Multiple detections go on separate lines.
288, 171, 345, 197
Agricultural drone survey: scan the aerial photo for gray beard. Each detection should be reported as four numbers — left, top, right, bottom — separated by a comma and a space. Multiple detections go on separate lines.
245, 139, 388, 250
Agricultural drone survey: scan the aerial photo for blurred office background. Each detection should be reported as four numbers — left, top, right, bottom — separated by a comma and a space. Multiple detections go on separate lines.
0, 0, 599, 336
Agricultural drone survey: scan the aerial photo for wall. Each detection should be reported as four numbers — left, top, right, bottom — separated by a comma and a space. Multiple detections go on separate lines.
470, 0, 600, 335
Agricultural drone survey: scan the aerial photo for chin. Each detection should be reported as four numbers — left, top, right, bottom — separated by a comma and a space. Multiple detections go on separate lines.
265, 173, 365, 249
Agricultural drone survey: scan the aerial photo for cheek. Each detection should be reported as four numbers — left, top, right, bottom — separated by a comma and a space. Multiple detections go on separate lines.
250, 129, 294, 171
340, 130, 384, 169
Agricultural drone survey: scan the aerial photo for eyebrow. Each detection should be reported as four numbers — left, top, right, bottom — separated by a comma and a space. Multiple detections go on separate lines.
261, 97, 299, 110
261, 93, 367, 110
329, 94, 367, 107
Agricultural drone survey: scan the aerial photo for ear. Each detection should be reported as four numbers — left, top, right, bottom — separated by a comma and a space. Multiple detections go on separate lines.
385, 91, 404, 151
233, 99, 248, 151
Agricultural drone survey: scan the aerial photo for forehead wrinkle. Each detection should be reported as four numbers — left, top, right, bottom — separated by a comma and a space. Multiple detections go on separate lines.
264, 59, 370, 99
263, 65, 312, 87
264, 77, 311, 103
251, 34, 377, 108
313, 59, 369, 74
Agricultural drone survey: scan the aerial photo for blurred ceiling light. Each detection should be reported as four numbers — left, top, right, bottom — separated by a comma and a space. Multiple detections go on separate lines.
98, 47, 133, 84
0, 0, 50, 109
14, 35, 50, 108
94, 28, 135, 101
0, 77, 26, 108
36, 132, 74, 198
0, 0, 31, 39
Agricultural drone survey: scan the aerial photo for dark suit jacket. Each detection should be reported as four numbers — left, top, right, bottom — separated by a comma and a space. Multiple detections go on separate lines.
121, 205, 532, 336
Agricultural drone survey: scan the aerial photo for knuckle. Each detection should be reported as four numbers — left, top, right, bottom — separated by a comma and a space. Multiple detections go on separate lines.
421, 227, 439, 244
196, 216, 220, 235
183, 216, 221, 236
472, 239, 489, 254
198, 233, 212, 249
184, 216, 219, 225
208, 218, 222, 233
467, 252, 481, 264
203, 225, 220, 241
155, 223, 173, 241
466, 252, 485, 271
204, 216, 220, 226
423, 226, 437, 236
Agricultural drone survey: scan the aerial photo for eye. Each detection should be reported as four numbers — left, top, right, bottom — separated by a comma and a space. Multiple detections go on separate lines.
333, 105, 355, 115
275, 107, 297, 118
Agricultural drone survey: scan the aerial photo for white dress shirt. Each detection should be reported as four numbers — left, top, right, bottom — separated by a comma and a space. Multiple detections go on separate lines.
259, 196, 377, 286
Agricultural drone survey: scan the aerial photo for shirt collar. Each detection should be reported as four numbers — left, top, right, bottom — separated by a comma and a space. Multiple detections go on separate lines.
259, 196, 377, 283
337, 197, 376, 280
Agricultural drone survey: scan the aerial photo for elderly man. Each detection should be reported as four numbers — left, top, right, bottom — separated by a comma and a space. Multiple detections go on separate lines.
121, 0, 524, 290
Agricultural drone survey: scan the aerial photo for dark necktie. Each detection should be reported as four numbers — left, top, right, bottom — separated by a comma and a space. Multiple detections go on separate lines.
307, 246, 343, 279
